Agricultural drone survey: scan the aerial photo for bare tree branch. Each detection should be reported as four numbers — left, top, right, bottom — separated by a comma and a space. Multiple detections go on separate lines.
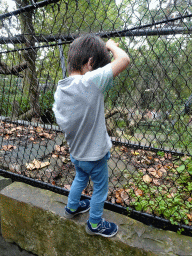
105, 109, 119, 119
0, 62, 27, 77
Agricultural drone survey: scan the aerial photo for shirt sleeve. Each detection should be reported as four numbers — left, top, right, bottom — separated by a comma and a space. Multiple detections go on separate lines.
83, 63, 113, 93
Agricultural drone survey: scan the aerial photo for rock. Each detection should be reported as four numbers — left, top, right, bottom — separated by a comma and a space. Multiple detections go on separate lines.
0, 182, 191, 256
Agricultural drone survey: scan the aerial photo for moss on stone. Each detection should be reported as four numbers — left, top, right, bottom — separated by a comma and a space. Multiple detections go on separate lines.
0, 194, 151, 255
0, 182, 191, 256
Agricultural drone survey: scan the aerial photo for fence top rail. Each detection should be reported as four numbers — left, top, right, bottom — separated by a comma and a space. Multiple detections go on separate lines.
1, 26, 192, 54
1, 2, 192, 32
0, 0, 60, 21
1, 26, 192, 46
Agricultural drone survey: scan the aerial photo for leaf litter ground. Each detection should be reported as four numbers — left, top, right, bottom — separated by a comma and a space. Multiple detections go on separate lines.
0, 121, 191, 226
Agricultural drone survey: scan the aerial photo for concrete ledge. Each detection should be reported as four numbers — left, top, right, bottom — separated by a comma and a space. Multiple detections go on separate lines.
0, 176, 12, 191
0, 182, 191, 256
0, 176, 12, 236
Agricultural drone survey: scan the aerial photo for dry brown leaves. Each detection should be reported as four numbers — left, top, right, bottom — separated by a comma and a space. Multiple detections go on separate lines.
26, 159, 50, 171
187, 214, 192, 221
0, 122, 56, 144
1, 145, 16, 151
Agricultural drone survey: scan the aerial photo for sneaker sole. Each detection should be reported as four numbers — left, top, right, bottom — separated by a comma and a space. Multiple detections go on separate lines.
85, 225, 118, 238
64, 206, 90, 219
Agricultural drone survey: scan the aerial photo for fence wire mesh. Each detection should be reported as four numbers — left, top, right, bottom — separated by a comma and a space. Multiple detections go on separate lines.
0, 0, 192, 233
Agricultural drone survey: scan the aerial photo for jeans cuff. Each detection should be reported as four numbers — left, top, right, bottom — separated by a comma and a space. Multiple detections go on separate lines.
89, 216, 102, 224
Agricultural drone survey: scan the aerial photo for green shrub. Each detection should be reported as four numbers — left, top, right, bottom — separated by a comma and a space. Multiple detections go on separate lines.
39, 90, 55, 123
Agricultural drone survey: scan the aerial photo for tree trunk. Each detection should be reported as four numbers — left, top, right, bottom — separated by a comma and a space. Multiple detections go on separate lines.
15, 0, 40, 118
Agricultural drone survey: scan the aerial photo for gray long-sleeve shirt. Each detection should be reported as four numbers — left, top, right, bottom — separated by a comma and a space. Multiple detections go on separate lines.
53, 63, 113, 161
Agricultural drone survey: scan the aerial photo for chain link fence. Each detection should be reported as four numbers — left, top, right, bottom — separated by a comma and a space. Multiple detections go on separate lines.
0, 0, 192, 235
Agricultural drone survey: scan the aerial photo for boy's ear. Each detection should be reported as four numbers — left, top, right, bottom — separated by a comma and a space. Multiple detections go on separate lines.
87, 57, 93, 70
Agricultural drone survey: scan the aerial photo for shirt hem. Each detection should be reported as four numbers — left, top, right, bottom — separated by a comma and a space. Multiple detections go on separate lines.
70, 147, 111, 162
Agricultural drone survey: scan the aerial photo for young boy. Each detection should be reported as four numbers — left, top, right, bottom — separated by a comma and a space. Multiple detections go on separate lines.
53, 34, 130, 237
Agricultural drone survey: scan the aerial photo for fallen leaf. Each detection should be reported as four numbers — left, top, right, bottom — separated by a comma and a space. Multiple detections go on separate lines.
55, 145, 66, 153
165, 153, 172, 159
64, 185, 71, 190
2, 145, 16, 151
16, 126, 23, 130
55, 145, 61, 152
116, 197, 123, 204
135, 188, 143, 196
142, 157, 151, 165
38, 132, 53, 139
166, 164, 173, 169
187, 214, 192, 221
148, 167, 159, 178
131, 151, 140, 156
157, 168, 167, 177
140, 168, 146, 173
115, 189, 124, 199
158, 167, 167, 172
121, 190, 129, 201
60, 156, 67, 163
36, 127, 43, 133
4, 135, 9, 140
157, 170, 163, 177
52, 154, 59, 158
167, 193, 175, 198
26, 159, 50, 170
4, 129, 12, 135
153, 178, 161, 186
143, 174, 152, 183
121, 146, 128, 152
11, 128, 17, 132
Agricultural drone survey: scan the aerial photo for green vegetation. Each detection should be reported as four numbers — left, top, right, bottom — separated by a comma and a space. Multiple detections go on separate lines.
123, 157, 192, 226
0, 76, 55, 122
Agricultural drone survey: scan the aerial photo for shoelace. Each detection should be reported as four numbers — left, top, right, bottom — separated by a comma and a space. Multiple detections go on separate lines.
100, 218, 111, 229
79, 201, 86, 207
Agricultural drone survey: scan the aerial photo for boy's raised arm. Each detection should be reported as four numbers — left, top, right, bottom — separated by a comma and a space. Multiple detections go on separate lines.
106, 39, 130, 78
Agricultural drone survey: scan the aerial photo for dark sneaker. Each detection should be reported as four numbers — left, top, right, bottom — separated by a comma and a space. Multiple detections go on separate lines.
86, 218, 118, 237
64, 199, 90, 219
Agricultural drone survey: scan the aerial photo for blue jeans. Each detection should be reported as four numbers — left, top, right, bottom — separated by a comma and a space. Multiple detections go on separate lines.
67, 152, 110, 224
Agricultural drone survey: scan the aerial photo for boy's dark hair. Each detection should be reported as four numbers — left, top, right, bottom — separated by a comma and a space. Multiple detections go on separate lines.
67, 34, 111, 74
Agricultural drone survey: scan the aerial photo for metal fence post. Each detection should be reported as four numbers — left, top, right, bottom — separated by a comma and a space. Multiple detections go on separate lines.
58, 39, 66, 79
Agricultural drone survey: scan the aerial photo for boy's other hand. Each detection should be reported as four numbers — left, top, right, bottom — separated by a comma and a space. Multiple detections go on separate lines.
105, 39, 130, 78
106, 39, 119, 51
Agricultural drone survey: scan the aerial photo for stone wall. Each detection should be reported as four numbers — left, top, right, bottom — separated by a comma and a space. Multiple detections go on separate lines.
0, 177, 191, 256
0, 177, 35, 256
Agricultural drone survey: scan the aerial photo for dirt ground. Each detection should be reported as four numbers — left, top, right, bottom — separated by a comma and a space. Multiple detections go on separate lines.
0, 121, 191, 227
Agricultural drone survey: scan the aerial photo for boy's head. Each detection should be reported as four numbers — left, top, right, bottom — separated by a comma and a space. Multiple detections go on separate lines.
67, 34, 111, 74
